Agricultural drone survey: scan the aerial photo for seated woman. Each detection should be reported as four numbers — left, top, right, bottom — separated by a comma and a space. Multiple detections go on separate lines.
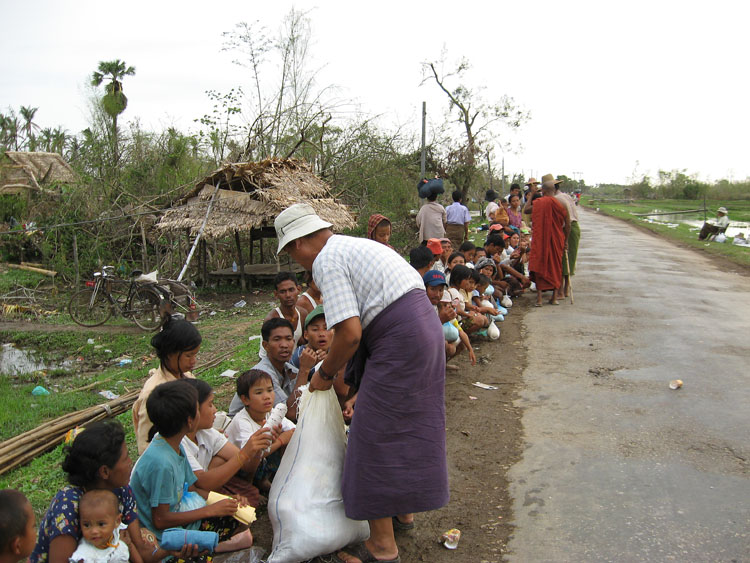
30, 420, 177, 563
443, 251, 465, 284
181, 379, 272, 508
133, 315, 201, 455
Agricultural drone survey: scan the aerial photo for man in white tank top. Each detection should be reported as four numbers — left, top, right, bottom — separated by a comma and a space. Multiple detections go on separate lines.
296, 271, 323, 320
257, 271, 304, 359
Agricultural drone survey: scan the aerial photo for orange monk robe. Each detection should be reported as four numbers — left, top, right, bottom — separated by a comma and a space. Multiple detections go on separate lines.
529, 196, 567, 291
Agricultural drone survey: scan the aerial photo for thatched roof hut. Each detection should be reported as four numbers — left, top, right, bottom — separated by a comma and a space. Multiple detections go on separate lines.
156, 158, 355, 239
155, 159, 355, 288
0, 152, 77, 195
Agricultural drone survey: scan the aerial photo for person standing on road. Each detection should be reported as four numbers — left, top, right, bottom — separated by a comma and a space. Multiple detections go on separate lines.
529, 174, 570, 307
275, 203, 449, 563
445, 189, 471, 248
554, 184, 580, 300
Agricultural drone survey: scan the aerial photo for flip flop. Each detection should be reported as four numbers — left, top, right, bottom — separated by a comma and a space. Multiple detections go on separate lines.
534, 303, 542, 307
332, 542, 401, 563
392, 515, 415, 531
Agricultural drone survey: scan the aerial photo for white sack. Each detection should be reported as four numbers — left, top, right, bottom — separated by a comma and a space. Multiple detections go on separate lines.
267, 387, 369, 563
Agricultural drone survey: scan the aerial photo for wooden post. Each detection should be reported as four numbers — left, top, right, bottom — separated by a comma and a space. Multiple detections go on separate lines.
201, 239, 208, 286
235, 230, 246, 291
72, 232, 80, 287
249, 229, 254, 265
155, 241, 162, 274
140, 221, 149, 271
259, 236, 264, 263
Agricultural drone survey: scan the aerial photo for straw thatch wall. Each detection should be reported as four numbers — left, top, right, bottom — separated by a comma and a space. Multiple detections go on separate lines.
0, 152, 77, 194
156, 158, 354, 240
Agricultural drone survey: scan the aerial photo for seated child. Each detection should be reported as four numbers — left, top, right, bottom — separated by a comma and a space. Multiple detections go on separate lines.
437, 290, 476, 366
133, 315, 201, 455
225, 370, 296, 492
181, 379, 273, 508
130, 380, 252, 555
70, 490, 132, 563
473, 274, 505, 322
448, 265, 489, 335
458, 241, 476, 267
289, 306, 353, 421
0, 489, 36, 563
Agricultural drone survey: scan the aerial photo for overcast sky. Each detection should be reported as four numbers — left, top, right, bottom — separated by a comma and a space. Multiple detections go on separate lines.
2, 0, 748, 185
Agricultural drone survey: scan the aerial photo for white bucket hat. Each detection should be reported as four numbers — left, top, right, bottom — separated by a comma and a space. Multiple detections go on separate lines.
275, 203, 332, 253
717, 206, 728, 214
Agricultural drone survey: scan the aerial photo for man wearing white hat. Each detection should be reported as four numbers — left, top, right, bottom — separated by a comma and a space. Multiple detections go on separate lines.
698, 206, 730, 240
274, 203, 449, 563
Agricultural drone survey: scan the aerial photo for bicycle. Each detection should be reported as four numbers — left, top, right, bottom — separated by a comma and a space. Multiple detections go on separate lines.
69, 266, 166, 331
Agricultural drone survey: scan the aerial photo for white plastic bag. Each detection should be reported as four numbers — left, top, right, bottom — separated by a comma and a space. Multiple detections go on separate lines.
715, 233, 726, 243
487, 321, 500, 340
267, 387, 369, 563
501, 294, 513, 308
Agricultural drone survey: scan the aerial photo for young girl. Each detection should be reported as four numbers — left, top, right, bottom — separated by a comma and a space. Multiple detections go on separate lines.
225, 370, 296, 493
181, 379, 273, 508
133, 315, 202, 454
472, 274, 504, 322
443, 251, 465, 285
130, 381, 252, 558
448, 265, 489, 335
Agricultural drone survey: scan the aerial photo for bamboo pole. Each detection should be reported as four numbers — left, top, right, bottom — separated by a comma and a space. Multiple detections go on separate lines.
7, 264, 57, 277
140, 221, 149, 271
0, 390, 139, 474
72, 233, 79, 287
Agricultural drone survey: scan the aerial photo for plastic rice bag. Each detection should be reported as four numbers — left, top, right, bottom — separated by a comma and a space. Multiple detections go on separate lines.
267, 387, 369, 563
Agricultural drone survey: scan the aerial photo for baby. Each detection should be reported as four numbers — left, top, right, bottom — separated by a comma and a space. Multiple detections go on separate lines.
70, 490, 132, 563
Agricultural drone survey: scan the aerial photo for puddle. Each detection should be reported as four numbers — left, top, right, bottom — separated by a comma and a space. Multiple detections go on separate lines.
635, 210, 750, 238
0, 343, 72, 376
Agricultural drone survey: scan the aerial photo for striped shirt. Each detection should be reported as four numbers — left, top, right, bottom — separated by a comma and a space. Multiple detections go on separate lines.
312, 235, 424, 329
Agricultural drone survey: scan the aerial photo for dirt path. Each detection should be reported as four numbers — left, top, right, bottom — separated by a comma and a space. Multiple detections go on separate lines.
244, 300, 530, 562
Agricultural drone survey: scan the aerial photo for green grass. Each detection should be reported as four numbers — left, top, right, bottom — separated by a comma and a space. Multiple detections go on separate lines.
0, 290, 271, 516
582, 198, 750, 267
0, 269, 48, 293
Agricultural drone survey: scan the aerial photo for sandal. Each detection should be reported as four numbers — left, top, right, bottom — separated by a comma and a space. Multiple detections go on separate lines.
332, 542, 401, 563
391, 515, 415, 531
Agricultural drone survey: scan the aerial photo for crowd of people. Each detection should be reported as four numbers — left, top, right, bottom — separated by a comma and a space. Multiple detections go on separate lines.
0, 175, 582, 563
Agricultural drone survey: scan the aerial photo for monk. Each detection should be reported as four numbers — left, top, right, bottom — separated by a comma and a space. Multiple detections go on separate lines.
529, 174, 570, 307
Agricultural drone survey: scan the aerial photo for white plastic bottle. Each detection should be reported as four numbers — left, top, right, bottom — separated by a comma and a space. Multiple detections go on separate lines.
263, 403, 288, 452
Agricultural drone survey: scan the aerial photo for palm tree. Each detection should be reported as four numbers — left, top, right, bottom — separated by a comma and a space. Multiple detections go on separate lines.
91, 59, 136, 163
19, 106, 39, 151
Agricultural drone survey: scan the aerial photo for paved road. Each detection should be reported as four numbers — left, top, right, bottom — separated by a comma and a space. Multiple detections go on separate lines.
507, 209, 750, 562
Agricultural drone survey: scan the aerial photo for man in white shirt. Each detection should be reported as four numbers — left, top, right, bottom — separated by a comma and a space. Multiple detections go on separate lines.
698, 206, 730, 240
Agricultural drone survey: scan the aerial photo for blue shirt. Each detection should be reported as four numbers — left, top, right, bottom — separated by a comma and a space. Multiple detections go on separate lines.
129, 436, 199, 540
445, 202, 471, 225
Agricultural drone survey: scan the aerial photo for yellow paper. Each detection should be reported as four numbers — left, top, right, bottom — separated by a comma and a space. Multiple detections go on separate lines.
206, 491, 257, 525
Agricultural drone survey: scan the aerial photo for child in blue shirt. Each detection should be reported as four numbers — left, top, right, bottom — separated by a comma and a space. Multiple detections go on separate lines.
129, 380, 252, 558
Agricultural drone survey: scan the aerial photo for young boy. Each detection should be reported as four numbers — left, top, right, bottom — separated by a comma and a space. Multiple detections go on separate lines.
70, 490, 132, 563
129, 381, 249, 551
225, 370, 296, 492
0, 489, 36, 563
437, 291, 476, 367
289, 306, 354, 420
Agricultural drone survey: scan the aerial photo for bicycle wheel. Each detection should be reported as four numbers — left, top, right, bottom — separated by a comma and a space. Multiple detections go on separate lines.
69, 288, 112, 327
130, 287, 165, 331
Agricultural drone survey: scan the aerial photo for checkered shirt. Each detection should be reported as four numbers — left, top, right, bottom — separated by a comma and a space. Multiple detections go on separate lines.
312, 235, 425, 329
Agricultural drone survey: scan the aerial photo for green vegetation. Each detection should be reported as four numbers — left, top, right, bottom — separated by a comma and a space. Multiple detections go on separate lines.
0, 292, 268, 516
582, 198, 750, 267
